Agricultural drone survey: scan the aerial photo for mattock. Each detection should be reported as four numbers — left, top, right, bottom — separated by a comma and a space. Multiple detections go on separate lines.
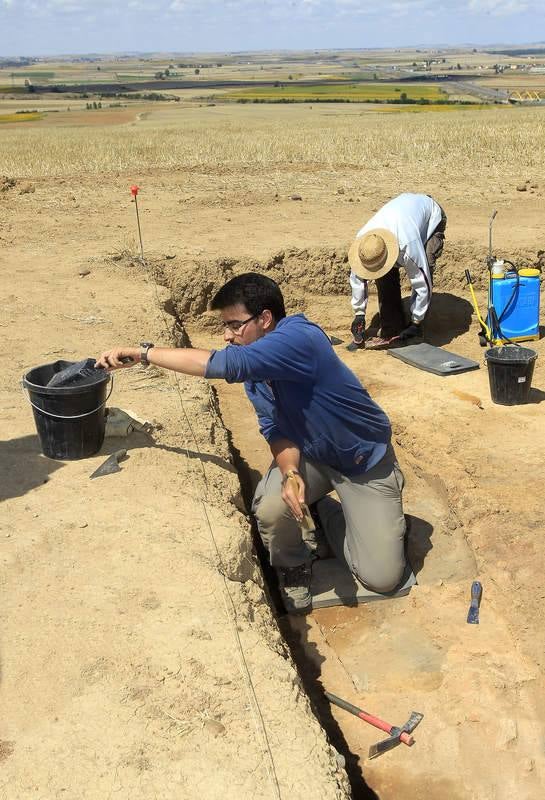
325, 691, 424, 760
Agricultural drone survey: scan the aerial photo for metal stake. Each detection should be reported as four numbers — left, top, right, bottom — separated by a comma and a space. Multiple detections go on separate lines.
131, 184, 144, 260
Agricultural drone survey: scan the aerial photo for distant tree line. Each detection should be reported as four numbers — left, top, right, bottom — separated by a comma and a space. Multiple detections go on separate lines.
97, 91, 180, 102
175, 62, 222, 68
234, 96, 479, 106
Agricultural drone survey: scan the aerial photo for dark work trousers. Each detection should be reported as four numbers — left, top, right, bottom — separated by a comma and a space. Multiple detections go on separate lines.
376, 208, 447, 338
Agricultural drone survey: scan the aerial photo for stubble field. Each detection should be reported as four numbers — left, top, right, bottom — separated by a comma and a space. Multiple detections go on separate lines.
2, 103, 545, 178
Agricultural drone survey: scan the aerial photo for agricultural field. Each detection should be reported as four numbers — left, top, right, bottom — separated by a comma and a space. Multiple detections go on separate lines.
222, 82, 448, 103
2, 45, 545, 113
1, 101, 543, 178
0, 111, 42, 124
2, 47, 545, 800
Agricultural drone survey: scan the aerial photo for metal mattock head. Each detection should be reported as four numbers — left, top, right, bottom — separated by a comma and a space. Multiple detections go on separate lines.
367, 712, 424, 760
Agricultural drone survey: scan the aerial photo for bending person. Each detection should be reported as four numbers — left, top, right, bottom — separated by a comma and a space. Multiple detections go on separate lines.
96, 273, 408, 614
348, 192, 447, 350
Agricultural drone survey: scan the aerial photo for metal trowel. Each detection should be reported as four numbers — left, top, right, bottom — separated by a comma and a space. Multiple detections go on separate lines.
467, 581, 483, 624
90, 449, 128, 479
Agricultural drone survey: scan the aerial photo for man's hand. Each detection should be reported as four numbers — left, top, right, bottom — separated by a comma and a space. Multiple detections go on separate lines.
398, 323, 422, 342
350, 314, 366, 345
95, 347, 139, 370
281, 469, 306, 523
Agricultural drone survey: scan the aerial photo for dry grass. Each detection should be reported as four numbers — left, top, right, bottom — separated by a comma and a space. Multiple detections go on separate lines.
375, 104, 490, 113
1, 104, 544, 179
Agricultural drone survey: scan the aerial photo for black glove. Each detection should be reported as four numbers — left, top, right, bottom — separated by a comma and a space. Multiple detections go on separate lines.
398, 323, 422, 341
350, 314, 366, 344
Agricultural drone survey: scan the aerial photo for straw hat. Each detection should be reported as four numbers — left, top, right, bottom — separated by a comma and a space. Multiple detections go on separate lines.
348, 228, 399, 280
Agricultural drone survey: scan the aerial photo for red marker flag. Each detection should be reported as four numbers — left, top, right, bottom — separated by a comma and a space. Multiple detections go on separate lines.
130, 185, 139, 197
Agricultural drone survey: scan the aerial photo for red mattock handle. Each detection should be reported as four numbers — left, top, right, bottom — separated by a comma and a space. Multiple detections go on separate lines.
130, 185, 139, 197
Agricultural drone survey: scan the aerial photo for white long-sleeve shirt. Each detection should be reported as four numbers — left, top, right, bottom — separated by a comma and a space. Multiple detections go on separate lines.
350, 193, 442, 323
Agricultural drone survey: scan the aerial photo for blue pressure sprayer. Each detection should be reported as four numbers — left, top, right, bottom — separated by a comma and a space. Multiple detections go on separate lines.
465, 210, 541, 346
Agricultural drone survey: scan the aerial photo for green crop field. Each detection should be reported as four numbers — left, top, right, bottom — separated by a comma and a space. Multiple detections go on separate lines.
223, 82, 448, 103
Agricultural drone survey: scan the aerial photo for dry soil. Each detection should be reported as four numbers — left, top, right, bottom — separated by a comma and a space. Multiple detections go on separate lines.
1, 161, 544, 800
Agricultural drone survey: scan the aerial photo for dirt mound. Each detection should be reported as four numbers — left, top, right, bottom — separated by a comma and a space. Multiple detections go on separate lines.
108, 243, 542, 334
151, 248, 350, 330
432, 242, 543, 291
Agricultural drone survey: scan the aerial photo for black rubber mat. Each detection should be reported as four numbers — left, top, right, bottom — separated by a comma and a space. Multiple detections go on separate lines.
388, 343, 480, 376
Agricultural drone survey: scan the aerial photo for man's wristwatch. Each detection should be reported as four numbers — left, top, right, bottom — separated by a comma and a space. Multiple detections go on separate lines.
139, 341, 155, 367
281, 469, 302, 486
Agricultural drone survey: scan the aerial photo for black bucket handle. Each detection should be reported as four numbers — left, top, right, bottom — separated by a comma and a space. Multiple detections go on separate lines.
21, 377, 114, 420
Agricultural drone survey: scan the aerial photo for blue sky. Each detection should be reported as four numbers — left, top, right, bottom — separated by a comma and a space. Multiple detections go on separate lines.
0, 0, 543, 58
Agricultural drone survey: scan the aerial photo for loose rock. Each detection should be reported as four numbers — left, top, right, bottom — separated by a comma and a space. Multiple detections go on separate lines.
0, 176, 16, 192
204, 719, 226, 737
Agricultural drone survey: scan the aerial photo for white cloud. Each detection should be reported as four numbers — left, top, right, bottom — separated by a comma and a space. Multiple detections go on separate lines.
1, 0, 538, 19
468, 0, 529, 12
165, 0, 438, 19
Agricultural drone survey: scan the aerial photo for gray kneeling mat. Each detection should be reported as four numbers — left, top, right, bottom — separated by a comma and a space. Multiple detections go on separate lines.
388, 343, 480, 376
310, 559, 416, 609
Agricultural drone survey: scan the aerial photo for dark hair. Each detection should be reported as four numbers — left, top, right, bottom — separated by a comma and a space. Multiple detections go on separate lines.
210, 272, 286, 321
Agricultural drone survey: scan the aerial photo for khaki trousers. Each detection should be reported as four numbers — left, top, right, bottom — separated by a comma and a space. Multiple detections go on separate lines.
252, 445, 407, 593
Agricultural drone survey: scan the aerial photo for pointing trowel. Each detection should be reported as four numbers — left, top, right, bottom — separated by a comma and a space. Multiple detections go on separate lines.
90, 449, 128, 479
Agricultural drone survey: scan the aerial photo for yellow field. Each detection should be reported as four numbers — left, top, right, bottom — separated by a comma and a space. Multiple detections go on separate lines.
376, 103, 490, 113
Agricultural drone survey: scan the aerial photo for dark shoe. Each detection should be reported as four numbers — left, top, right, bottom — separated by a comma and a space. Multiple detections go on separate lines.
346, 340, 365, 352
396, 323, 424, 346
276, 562, 312, 614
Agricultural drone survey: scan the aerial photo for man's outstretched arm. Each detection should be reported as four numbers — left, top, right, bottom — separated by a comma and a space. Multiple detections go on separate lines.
95, 346, 211, 377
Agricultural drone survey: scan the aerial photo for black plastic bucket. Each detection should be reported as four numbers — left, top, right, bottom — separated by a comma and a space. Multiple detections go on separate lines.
484, 346, 538, 406
22, 360, 111, 460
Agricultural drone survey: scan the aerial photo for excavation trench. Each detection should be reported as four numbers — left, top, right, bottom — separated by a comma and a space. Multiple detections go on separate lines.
206, 379, 382, 799
147, 246, 545, 800
181, 340, 383, 799
153, 251, 390, 796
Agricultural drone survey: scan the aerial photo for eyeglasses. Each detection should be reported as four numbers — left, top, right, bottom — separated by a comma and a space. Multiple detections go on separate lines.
221, 313, 259, 333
